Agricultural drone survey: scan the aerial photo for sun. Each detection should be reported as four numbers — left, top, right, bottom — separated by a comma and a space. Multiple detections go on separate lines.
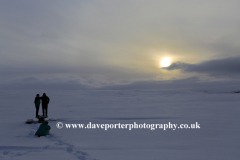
161, 57, 171, 67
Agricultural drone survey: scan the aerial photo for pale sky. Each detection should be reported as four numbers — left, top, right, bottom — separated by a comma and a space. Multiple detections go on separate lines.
1, 0, 240, 89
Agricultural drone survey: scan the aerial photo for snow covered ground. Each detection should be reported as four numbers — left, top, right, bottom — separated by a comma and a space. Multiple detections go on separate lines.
0, 89, 239, 160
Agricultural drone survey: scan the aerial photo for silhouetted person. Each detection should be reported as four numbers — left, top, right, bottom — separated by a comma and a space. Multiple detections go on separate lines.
35, 121, 51, 137
40, 93, 50, 117
34, 94, 41, 118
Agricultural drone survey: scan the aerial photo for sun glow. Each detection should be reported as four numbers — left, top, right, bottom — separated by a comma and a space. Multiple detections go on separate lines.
161, 57, 171, 67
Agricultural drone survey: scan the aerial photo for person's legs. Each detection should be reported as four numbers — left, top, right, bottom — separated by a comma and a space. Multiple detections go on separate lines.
36, 106, 39, 117
42, 106, 44, 116
42, 105, 48, 116
46, 105, 48, 117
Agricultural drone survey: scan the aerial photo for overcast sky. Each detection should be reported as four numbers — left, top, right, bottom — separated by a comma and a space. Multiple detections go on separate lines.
1, 0, 240, 90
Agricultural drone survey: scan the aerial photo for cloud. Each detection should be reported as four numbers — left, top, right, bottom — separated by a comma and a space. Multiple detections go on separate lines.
1, 0, 240, 88
166, 57, 240, 77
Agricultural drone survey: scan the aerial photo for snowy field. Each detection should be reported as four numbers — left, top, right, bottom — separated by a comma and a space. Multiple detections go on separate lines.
0, 89, 239, 160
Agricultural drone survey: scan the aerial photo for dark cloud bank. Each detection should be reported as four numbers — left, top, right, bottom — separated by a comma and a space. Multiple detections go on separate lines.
166, 56, 240, 77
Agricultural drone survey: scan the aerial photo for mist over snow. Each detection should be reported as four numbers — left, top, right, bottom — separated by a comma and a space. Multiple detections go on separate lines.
1, 75, 240, 94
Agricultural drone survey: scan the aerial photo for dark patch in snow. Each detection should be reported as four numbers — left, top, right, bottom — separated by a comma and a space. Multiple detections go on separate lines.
48, 134, 89, 160
0, 146, 41, 150
3, 150, 9, 155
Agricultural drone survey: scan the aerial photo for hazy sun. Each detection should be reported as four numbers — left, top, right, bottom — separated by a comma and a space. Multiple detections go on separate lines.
161, 57, 171, 67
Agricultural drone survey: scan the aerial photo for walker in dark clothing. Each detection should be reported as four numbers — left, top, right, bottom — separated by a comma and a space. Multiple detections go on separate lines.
34, 94, 41, 117
40, 93, 50, 117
